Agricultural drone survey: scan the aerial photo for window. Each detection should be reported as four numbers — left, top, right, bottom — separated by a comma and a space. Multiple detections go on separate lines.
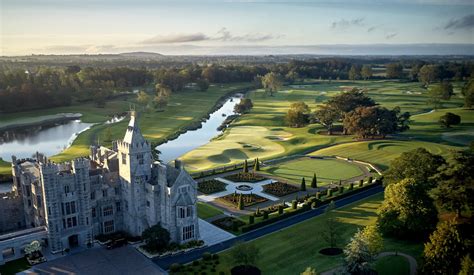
64, 185, 70, 194
146, 201, 150, 207
115, 187, 119, 195
36, 195, 42, 207
104, 220, 114, 234
116, 202, 121, 212
64, 216, 77, 228
121, 153, 127, 164
64, 201, 76, 215
92, 207, 96, 218
182, 225, 194, 241
90, 191, 95, 200
178, 207, 185, 218
103, 206, 113, 216
187, 206, 193, 217
102, 189, 107, 198
137, 154, 144, 165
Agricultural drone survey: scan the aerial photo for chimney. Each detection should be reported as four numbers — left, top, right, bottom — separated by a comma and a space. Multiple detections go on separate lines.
174, 159, 182, 170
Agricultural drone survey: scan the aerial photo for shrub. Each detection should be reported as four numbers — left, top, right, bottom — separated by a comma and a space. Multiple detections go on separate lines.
249, 215, 255, 224
212, 254, 219, 260
170, 263, 181, 272
311, 201, 317, 208
316, 192, 322, 199
368, 176, 373, 184
349, 183, 354, 190
278, 205, 284, 214
263, 211, 269, 219
311, 173, 317, 188
193, 260, 200, 266
327, 189, 333, 197
262, 181, 299, 197
292, 200, 297, 209
301, 177, 307, 191
203, 252, 212, 261
359, 179, 364, 187
339, 186, 344, 194
198, 180, 227, 194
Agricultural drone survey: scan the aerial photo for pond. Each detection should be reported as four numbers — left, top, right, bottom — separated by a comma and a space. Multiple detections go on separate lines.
0, 120, 93, 161
156, 94, 243, 163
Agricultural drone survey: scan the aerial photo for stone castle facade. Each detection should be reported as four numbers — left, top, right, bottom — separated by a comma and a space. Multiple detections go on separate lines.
4, 112, 199, 254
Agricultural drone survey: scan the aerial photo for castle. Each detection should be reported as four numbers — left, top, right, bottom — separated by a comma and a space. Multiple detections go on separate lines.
0, 111, 199, 262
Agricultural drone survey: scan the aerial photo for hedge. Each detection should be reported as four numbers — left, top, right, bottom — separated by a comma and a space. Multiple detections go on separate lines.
240, 181, 381, 233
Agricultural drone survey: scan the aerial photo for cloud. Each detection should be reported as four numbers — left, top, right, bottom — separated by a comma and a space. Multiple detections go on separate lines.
140, 33, 209, 44
444, 14, 474, 30
367, 26, 377, 32
215, 27, 280, 42
385, 32, 398, 39
331, 18, 365, 29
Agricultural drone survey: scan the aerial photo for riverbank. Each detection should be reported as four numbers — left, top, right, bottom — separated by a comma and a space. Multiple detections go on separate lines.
0, 113, 83, 132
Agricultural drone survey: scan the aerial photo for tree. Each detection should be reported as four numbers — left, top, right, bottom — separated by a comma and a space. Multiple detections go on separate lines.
327, 88, 375, 116
384, 147, 445, 186
344, 225, 383, 275
238, 193, 244, 210
142, 223, 170, 252
262, 72, 283, 96
439, 112, 461, 128
431, 150, 474, 217
243, 159, 249, 173
461, 77, 474, 108
301, 177, 306, 191
285, 70, 299, 84
136, 90, 150, 106
348, 65, 361, 80
311, 173, 317, 188
343, 106, 404, 139
322, 201, 341, 248
313, 105, 339, 135
459, 254, 474, 275
234, 98, 253, 114
361, 65, 373, 80
377, 178, 438, 239
231, 241, 260, 268
154, 84, 171, 110
285, 101, 311, 127
418, 64, 440, 86
428, 81, 454, 109
386, 63, 404, 79
253, 158, 260, 171
301, 267, 317, 275
24, 240, 41, 255
196, 78, 210, 91
422, 220, 466, 275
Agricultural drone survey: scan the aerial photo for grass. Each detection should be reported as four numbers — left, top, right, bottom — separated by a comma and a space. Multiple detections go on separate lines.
213, 193, 423, 275
0, 159, 10, 175
0, 83, 251, 173
197, 202, 224, 220
309, 139, 460, 170
0, 257, 31, 275
261, 157, 365, 186
180, 80, 466, 172
374, 255, 410, 275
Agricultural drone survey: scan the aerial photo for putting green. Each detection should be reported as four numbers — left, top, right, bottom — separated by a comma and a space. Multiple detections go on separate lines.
261, 158, 366, 185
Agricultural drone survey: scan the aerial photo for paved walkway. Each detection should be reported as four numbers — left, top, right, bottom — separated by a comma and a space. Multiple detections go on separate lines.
321, 251, 418, 275
22, 246, 165, 275
198, 219, 235, 246
198, 178, 279, 202
154, 184, 383, 270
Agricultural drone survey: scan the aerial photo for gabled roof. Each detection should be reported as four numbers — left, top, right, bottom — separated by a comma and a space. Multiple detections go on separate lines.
175, 192, 194, 206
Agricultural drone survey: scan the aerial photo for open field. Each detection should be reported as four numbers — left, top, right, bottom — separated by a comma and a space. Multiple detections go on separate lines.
197, 202, 224, 220
309, 139, 458, 170
260, 158, 366, 185
0, 83, 250, 173
181, 80, 467, 172
213, 193, 423, 274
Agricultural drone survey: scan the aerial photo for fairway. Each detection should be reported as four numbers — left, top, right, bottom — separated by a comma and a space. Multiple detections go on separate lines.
309, 139, 458, 170
261, 157, 366, 185
180, 80, 466, 172
215, 193, 423, 274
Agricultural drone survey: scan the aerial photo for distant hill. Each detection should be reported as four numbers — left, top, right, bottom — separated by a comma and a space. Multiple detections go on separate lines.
119, 52, 164, 57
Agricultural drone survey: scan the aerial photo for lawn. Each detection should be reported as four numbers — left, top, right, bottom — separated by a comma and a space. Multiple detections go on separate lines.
197, 202, 224, 220
0, 257, 31, 275
213, 193, 423, 275
0, 83, 251, 173
261, 157, 365, 186
374, 255, 410, 275
309, 139, 460, 170
180, 80, 466, 172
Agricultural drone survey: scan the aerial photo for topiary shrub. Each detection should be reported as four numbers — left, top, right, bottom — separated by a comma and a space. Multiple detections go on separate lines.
249, 215, 254, 224
359, 179, 364, 187
339, 186, 344, 194
316, 192, 322, 199
349, 183, 354, 190
278, 205, 284, 215
368, 176, 373, 184
327, 189, 333, 197
170, 263, 181, 272
291, 200, 297, 209
263, 211, 269, 220
203, 252, 212, 261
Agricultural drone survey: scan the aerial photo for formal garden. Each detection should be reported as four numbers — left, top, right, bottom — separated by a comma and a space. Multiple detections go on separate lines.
198, 179, 227, 194
216, 193, 268, 208
261, 181, 299, 197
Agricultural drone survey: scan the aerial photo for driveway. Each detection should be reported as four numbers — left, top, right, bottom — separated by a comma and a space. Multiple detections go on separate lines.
21, 246, 165, 275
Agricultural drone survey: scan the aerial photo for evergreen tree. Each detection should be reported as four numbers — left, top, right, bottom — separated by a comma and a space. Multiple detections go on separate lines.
301, 177, 306, 191
253, 158, 260, 171
311, 173, 317, 188
238, 193, 244, 210
344, 225, 383, 274
243, 159, 249, 173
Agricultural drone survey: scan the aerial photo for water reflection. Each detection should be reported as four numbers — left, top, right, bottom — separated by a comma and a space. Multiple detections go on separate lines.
0, 120, 93, 161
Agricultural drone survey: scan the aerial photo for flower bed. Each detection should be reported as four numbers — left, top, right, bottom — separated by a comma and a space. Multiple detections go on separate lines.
262, 181, 299, 197
217, 193, 268, 207
198, 179, 227, 194
211, 216, 246, 231
224, 172, 266, 183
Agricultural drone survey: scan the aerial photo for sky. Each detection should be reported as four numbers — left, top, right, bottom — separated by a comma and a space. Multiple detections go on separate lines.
1, 0, 473, 55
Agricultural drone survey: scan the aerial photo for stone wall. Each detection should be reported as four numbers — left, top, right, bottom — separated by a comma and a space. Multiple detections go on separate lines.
0, 192, 26, 234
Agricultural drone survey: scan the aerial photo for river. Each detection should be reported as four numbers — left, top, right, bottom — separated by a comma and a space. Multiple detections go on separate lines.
156, 94, 242, 163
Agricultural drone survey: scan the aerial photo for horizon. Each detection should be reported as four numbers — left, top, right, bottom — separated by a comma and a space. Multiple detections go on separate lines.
2, 0, 474, 56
